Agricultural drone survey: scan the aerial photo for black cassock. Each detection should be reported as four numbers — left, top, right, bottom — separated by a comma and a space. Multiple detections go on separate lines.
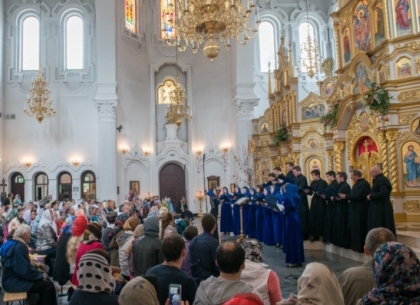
324, 179, 338, 243
346, 178, 371, 253
308, 178, 328, 238
368, 174, 396, 237
333, 181, 351, 247
294, 174, 310, 239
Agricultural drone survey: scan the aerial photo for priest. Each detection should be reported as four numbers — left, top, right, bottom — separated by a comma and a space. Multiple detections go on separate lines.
292, 166, 310, 240
306, 169, 328, 242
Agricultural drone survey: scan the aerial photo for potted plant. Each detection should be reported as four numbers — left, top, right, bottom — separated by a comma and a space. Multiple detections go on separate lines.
273, 125, 289, 146
320, 99, 341, 128
363, 82, 391, 116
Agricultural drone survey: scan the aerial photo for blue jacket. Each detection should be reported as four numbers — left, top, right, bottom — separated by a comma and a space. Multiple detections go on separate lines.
1, 239, 43, 292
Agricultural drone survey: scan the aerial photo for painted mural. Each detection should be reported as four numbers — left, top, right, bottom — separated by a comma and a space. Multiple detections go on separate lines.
353, 1, 371, 52
260, 123, 269, 134
353, 64, 372, 94
402, 141, 420, 188
343, 27, 352, 64
396, 57, 412, 79
411, 118, 420, 136
393, 0, 412, 36
374, 3, 386, 46
302, 104, 325, 120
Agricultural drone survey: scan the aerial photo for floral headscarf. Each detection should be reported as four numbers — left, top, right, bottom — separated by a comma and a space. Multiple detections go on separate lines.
109, 214, 128, 239
241, 239, 263, 263
360, 242, 420, 304
61, 215, 76, 235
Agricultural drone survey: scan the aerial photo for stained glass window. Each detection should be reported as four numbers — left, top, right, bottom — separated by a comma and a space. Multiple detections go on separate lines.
161, 0, 176, 39
158, 79, 176, 104
125, 0, 136, 33
259, 21, 276, 73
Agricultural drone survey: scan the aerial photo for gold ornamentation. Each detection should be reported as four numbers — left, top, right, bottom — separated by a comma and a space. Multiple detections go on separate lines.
293, 153, 300, 166
398, 90, 420, 102
322, 58, 335, 78
404, 200, 420, 212
299, 92, 326, 109
327, 150, 334, 171
399, 114, 416, 125
382, 0, 390, 39
386, 131, 399, 193
398, 131, 413, 143
334, 142, 344, 172
405, 41, 420, 51
378, 132, 389, 178
416, 56, 420, 76
290, 91, 297, 124
334, 25, 341, 69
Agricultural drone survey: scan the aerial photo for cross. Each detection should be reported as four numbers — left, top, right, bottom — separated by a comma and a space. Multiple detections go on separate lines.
363, 139, 370, 151
0, 179, 6, 193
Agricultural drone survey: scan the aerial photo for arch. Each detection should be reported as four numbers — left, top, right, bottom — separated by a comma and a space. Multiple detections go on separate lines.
10, 172, 25, 202
159, 162, 186, 204
65, 15, 84, 70
34, 172, 49, 201
81, 171, 96, 201
58, 171, 72, 201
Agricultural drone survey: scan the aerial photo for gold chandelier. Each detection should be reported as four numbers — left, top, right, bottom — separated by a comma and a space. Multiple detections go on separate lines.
165, 76, 191, 126
164, 0, 260, 62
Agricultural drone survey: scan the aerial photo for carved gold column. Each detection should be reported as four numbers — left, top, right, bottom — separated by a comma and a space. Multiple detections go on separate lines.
293, 152, 300, 167
334, 142, 344, 172
382, 0, 390, 39
333, 23, 342, 69
290, 91, 297, 123
386, 131, 399, 193
284, 97, 289, 126
378, 132, 390, 178
327, 150, 334, 171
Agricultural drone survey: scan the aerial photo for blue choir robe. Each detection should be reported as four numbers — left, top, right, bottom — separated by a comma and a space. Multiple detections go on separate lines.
282, 196, 305, 265
232, 190, 244, 236
220, 194, 233, 233
272, 193, 286, 246
262, 206, 276, 245
255, 195, 265, 242
242, 187, 251, 235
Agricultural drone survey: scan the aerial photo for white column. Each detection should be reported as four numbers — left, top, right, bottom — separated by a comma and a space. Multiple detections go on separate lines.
94, 0, 118, 201
235, 99, 259, 149
0, 0, 4, 193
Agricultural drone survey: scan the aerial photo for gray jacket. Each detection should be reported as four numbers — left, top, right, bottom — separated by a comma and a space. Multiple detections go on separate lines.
35, 224, 57, 251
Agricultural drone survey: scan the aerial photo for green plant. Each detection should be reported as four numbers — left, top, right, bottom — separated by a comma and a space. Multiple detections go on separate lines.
363, 82, 391, 116
273, 125, 289, 146
320, 100, 341, 128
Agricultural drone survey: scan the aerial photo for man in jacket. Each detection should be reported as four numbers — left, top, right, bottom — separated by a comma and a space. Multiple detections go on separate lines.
133, 216, 164, 276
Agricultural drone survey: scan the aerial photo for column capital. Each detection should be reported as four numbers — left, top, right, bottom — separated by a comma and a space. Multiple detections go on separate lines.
94, 100, 118, 120
235, 98, 259, 120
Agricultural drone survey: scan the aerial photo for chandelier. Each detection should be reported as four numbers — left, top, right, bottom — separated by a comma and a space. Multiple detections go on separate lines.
24, 67, 56, 123
165, 76, 191, 126
164, 0, 260, 62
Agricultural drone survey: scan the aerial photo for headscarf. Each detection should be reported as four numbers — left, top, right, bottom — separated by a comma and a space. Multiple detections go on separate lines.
86, 222, 102, 241
360, 242, 420, 304
23, 209, 32, 223
77, 252, 115, 294
223, 293, 264, 305
118, 276, 159, 305
61, 215, 76, 235
241, 239, 263, 263
222, 187, 231, 196
133, 224, 144, 239
143, 217, 159, 237
5, 208, 18, 223
75, 208, 86, 217
176, 219, 188, 235
109, 214, 128, 239
242, 186, 251, 198
38, 209, 57, 234
122, 217, 140, 231
285, 184, 300, 200
296, 263, 344, 305
234, 187, 243, 198
73, 215, 88, 237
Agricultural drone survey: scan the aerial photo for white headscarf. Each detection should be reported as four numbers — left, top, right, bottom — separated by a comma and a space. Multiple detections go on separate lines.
38, 209, 57, 234
296, 263, 344, 305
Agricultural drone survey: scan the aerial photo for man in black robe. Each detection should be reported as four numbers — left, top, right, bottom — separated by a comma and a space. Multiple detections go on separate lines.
293, 166, 310, 240
306, 169, 328, 242
333, 172, 351, 247
339, 169, 371, 253
367, 165, 396, 237
285, 162, 296, 182
323, 171, 338, 244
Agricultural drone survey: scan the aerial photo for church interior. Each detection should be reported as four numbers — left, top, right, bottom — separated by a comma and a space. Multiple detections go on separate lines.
1, 0, 420, 302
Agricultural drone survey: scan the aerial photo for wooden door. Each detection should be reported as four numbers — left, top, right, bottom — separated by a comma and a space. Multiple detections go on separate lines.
159, 163, 186, 205
11, 173, 25, 202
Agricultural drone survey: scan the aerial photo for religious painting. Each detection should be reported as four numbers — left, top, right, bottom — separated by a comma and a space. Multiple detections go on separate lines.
353, 64, 372, 94
260, 123, 269, 134
378, 65, 386, 83
308, 139, 318, 149
261, 162, 270, 178
417, 0, 420, 28
396, 57, 412, 79
402, 141, 420, 188
129, 181, 140, 196
353, 1, 371, 52
307, 158, 323, 177
393, 0, 412, 36
207, 176, 220, 191
302, 104, 325, 120
160, 0, 176, 39
411, 118, 420, 136
342, 27, 352, 64
230, 183, 236, 193
374, 3, 386, 46
125, 0, 136, 33
322, 82, 335, 97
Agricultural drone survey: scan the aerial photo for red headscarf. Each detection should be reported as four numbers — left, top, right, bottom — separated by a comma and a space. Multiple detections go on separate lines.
72, 216, 88, 237
223, 294, 264, 305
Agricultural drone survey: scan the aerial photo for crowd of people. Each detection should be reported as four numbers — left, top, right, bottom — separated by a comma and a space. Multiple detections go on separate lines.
0, 161, 417, 305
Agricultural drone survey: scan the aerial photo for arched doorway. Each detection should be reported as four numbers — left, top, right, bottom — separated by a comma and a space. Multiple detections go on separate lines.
159, 163, 186, 205
11, 172, 25, 202
81, 171, 96, 200
58, 172, 72, 201
34, 172, 49, 201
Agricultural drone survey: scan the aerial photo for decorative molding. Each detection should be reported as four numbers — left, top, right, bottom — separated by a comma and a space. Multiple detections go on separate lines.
404, 200, 420, 212
399, 114, 416, 125
398, 90, 420, 102
298, 92, 327, 108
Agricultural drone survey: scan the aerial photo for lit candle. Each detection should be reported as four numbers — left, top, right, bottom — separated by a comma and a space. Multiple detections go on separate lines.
184, 0, 188, 10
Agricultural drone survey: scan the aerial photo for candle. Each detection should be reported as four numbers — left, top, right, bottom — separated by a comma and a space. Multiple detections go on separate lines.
184, 0, 188, 9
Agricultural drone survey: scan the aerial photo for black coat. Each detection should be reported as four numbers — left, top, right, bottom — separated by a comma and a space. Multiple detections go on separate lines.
346, 178, 371, 253
308, 179, 328, 237
295, 174, 310, 237
324, 180, 338, 243
368, 174, 396, 236
53, 232, 72, 285
333, 181, 351, 247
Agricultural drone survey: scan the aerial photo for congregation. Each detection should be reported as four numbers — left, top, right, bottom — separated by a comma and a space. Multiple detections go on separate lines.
0, 163, 418, 305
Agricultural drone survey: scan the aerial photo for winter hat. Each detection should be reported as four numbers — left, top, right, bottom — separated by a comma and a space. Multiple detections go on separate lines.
87, 222, 102, 240
73, 216, 88, 237
123, 217, 140, 231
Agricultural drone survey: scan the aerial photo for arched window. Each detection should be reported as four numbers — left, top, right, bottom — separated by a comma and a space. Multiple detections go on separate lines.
66, 16, 84, 69
160, 0, 176, 39
81, 171, 96, 200
34, 173, 48, 201
58, 172, 72, 201
22, 16, 40, 71
299, 22, 316, 73
157, 79, 177, 104
258, 21, 276, 73
11, 173, 25, 202
125, 0, 136, 33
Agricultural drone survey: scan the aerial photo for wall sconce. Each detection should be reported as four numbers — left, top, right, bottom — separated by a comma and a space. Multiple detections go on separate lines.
72, 160, 80, 167
122, 148, 128, 155
196, 150, 202, 156
144, 150, 150, 156
222, 146, 229, 153
23, 161, 31, 168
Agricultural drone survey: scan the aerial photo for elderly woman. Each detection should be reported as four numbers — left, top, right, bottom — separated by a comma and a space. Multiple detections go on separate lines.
119, 276, 160, 305
116, 216, 140, 280
240, 239, 282, 305
0, 224, 58, 305
359, 242, 420, 304
69, 249, 118, 305
36, 209, 58, 276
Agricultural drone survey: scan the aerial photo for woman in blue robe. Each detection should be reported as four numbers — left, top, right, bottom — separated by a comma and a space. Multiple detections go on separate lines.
247, 188, 257, 239
255, 187, 265, 242
271, 185, 285, 248
241, 186, 251, 235
262, 186, 276, 246
280, 183, 305, 267
232, 186, 244, 236
220, 187, 233, 235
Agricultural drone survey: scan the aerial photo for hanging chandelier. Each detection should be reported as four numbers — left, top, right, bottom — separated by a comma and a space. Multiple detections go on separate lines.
164, 0, 260, 62
165, 76, 191, 126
